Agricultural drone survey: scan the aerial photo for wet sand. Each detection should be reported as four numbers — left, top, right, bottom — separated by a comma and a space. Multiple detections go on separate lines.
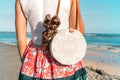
0, 42, 120, 80
0, 42, 21, 80
84, 45, 120, 76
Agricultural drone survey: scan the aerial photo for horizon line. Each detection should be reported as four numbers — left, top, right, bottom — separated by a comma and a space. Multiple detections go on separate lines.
0, 31, 120, 34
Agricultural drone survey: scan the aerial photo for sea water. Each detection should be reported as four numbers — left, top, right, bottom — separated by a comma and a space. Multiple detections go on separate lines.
0, 32, 120, 47
85, 33, 120, 47
0, 32, 31, 45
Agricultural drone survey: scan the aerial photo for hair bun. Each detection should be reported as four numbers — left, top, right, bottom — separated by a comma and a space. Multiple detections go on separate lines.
41, 14, 61, 48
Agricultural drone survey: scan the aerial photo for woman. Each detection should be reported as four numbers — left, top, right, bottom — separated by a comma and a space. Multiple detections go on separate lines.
15, 0, 87, 79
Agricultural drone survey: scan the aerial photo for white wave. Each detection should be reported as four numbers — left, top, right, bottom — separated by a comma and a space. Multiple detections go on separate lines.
0, 41, 17, 46
85, 34, 96, 37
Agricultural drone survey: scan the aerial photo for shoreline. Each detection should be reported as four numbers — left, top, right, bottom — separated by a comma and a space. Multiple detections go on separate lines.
0, 42, 120, 79
2, 41, 120, 48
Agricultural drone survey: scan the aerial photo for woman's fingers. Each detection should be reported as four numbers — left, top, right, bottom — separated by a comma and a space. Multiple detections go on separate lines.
26, 37, 31, 45
69, 28, 74, 33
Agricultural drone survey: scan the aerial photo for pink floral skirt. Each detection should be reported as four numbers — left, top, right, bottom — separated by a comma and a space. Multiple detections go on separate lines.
19, 40, 87, 80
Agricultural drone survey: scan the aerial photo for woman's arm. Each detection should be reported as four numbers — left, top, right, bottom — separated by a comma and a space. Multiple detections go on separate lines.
69, 0, 84, 34
15, 0, 27, 59
76, 0, 85, 35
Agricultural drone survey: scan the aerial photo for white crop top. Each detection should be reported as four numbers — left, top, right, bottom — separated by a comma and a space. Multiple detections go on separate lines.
20, 0, 70, 45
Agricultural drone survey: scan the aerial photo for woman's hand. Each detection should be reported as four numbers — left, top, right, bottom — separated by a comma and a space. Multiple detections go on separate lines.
26, 37, 31, 45
69, 28, 74, 33
15, 0, 27, 59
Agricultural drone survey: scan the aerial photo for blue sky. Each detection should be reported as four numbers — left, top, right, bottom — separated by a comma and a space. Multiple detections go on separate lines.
0, 0, 120, 33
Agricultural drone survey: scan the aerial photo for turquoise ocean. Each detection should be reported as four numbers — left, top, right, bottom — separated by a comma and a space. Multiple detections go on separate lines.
0, 32, 120, 47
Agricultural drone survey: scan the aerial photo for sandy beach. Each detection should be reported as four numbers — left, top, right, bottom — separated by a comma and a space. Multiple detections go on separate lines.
84, 45, 120, 76
0, 42, 21, 80
0, 42, 120, 80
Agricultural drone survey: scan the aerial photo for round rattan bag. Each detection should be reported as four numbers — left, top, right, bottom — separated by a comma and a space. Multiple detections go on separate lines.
50, 28, 87, 65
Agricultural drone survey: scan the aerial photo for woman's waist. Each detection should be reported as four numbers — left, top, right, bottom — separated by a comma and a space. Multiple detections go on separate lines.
31, 37, 42, 46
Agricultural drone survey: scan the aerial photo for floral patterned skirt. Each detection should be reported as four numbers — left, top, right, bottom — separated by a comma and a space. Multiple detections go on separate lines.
19, 40, 88, 80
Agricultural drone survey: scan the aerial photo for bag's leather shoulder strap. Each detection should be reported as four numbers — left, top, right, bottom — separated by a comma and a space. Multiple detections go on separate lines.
56, 0, 80, 32
56, 0, 61, 16
69, 0, 76, 32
